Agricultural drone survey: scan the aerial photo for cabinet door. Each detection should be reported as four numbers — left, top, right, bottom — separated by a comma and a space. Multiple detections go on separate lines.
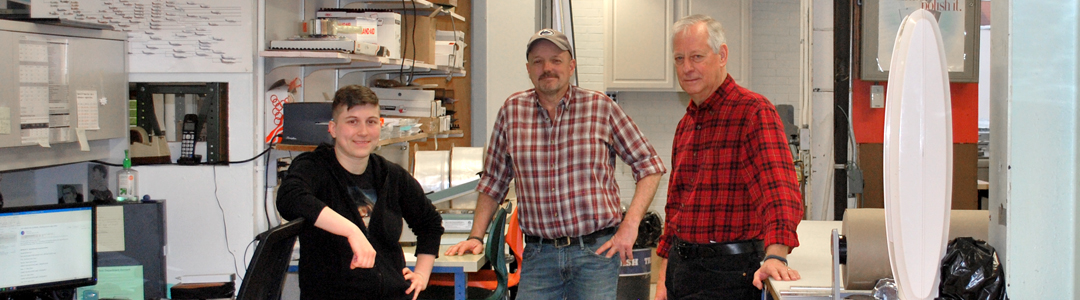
683, 0, 751, 88
604, 0, 677, 91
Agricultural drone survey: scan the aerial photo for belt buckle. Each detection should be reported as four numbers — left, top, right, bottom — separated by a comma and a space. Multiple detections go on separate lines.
554, 236, 572, 248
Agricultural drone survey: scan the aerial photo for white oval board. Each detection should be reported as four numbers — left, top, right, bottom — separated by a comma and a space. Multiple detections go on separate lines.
882, 9, 954, 300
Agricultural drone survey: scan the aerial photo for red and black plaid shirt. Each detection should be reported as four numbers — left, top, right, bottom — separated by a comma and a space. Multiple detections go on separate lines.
477, 86, 666, 239
657, 75, 803, 258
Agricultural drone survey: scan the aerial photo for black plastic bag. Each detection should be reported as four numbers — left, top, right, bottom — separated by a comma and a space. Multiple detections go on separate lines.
939, 237, 1007, 300
633, 210, 663, 248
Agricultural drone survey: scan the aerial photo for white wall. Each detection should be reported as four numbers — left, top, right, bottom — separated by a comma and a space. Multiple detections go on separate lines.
750, 0, 801, 118
809, 0, 835, 220
471, 0, 537, 146
993, 0, 1080, 297
570, 0, 605, 92
129, 72, 261, 282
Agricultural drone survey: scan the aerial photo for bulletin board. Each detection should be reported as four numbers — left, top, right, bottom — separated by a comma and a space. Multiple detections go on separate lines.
860, 0, 980, 82
31, 0, 253, 73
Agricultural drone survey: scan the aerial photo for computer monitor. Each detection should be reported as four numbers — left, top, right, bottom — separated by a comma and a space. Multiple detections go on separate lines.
236, 219, 303, 300
0, 203, 97, 295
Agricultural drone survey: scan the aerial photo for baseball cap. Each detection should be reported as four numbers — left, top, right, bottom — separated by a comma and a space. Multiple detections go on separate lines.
527, 28, 574, 58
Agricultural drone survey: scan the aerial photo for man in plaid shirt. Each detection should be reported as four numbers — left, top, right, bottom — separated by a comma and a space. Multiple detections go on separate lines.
445, 29, 667, 300
655, 15, 805, 300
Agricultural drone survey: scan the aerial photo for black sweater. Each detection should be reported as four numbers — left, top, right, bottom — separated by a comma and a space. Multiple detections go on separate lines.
277, 145, 444, 300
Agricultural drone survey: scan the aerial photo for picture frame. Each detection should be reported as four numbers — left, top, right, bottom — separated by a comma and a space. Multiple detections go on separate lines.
860, 0, 981, 82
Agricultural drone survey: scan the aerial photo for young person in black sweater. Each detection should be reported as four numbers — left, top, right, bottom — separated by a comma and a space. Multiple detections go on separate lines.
277, 85, 444, 300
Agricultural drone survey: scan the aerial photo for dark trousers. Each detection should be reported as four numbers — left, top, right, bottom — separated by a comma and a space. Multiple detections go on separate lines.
664, 242, 770, 300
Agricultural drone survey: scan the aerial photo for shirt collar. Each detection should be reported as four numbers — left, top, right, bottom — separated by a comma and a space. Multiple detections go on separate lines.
533, 86, 576, 108
686, 75, 735, 113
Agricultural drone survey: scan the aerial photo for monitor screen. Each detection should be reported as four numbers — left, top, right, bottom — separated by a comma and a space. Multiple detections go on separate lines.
0, 203, 96, 294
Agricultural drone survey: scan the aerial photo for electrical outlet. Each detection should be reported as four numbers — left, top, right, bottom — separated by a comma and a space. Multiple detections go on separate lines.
870, 85, 885, 108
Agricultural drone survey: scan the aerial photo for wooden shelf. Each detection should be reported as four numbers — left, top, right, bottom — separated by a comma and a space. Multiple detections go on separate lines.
273, 143, 320, 152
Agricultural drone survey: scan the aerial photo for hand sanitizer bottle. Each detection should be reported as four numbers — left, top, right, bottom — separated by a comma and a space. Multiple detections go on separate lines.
117, 150, 139, 202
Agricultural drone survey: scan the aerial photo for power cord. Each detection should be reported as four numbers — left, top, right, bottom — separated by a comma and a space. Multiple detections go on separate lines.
407, 0, 418, 85
212, 165, 243, 282
399, 0, 408, 81
90, 145, 272, 167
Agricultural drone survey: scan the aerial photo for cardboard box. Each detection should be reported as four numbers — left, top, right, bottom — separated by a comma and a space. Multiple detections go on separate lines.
401, 13, 436, 65
333, 17, 379, 45
435, 41, 467, 68
370, 12, 402, 59
315, 10, 401, 59
651, 248, 661, 284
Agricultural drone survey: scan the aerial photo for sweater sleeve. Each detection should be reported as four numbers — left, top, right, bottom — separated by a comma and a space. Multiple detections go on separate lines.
276, 154, 329, 223
399, 169, 445, 257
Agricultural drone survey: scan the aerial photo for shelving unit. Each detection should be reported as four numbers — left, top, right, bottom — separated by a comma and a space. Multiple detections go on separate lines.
262, 0, 473, 159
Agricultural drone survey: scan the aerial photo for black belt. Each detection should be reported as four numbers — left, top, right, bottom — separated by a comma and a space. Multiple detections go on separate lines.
525, 227, 617, 248
674, 239, 763, 259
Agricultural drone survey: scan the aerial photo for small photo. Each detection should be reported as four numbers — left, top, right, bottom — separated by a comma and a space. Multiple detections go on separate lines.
58, 184, 85, 204
88, 164, 114, 203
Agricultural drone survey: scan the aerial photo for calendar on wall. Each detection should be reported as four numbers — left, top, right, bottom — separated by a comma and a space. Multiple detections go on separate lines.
31, 0, 253, 73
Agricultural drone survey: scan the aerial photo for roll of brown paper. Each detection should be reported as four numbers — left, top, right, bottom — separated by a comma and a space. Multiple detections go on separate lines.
841, 208, 989, 290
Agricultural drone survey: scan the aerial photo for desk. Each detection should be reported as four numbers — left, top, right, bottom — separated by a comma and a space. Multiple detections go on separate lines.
285, 244, 486, 300
769, 221, 842, 299
405, 245, 487, 300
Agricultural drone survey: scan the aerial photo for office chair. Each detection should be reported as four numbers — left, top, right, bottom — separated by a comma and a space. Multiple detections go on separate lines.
235, 219, 304, 300
427, 202, 519, 300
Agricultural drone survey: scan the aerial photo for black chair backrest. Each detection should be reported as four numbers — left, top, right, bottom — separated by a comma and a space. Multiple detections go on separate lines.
236, 219, 304, 300
483, 203, 511, 300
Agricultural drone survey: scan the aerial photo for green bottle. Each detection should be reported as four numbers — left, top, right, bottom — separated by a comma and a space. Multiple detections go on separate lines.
117, 150, 139, 202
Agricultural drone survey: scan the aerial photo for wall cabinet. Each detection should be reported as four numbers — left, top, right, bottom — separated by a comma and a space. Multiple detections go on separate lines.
603, 0, 750, 91
0, 20, 129, 171
603, 0, 676, 90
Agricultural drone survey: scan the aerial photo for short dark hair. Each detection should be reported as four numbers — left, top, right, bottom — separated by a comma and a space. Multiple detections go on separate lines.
92, 165, 107, 175
332, 85, 380, 119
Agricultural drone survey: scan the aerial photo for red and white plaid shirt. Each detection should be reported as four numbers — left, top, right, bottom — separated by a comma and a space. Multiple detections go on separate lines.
657, 75, 803, 258
477, 86, 667, 239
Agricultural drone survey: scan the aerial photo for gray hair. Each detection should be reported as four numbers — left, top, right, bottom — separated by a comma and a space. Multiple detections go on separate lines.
673, 14, 727, 54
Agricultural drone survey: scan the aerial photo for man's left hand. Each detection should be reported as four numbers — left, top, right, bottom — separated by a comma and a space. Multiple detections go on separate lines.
752, 259, 800, 289
403, 267, 429, 300
595, 226, 637, 261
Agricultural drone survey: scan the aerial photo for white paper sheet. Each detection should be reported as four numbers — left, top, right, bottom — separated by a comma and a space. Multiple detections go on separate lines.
76, 90, 100, 130
96, 206, 126, 252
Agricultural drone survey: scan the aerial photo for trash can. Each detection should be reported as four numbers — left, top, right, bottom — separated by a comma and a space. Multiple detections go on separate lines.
616, 248, 652, 300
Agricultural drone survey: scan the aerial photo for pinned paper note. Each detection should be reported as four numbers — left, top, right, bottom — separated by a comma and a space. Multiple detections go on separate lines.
76, 265, 144, 300
76, 90, 100, 130
96, 206, 126, 252
0, 107, 10, 134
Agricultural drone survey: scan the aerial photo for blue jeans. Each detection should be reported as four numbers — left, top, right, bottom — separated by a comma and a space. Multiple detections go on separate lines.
517, 231, 620, 300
